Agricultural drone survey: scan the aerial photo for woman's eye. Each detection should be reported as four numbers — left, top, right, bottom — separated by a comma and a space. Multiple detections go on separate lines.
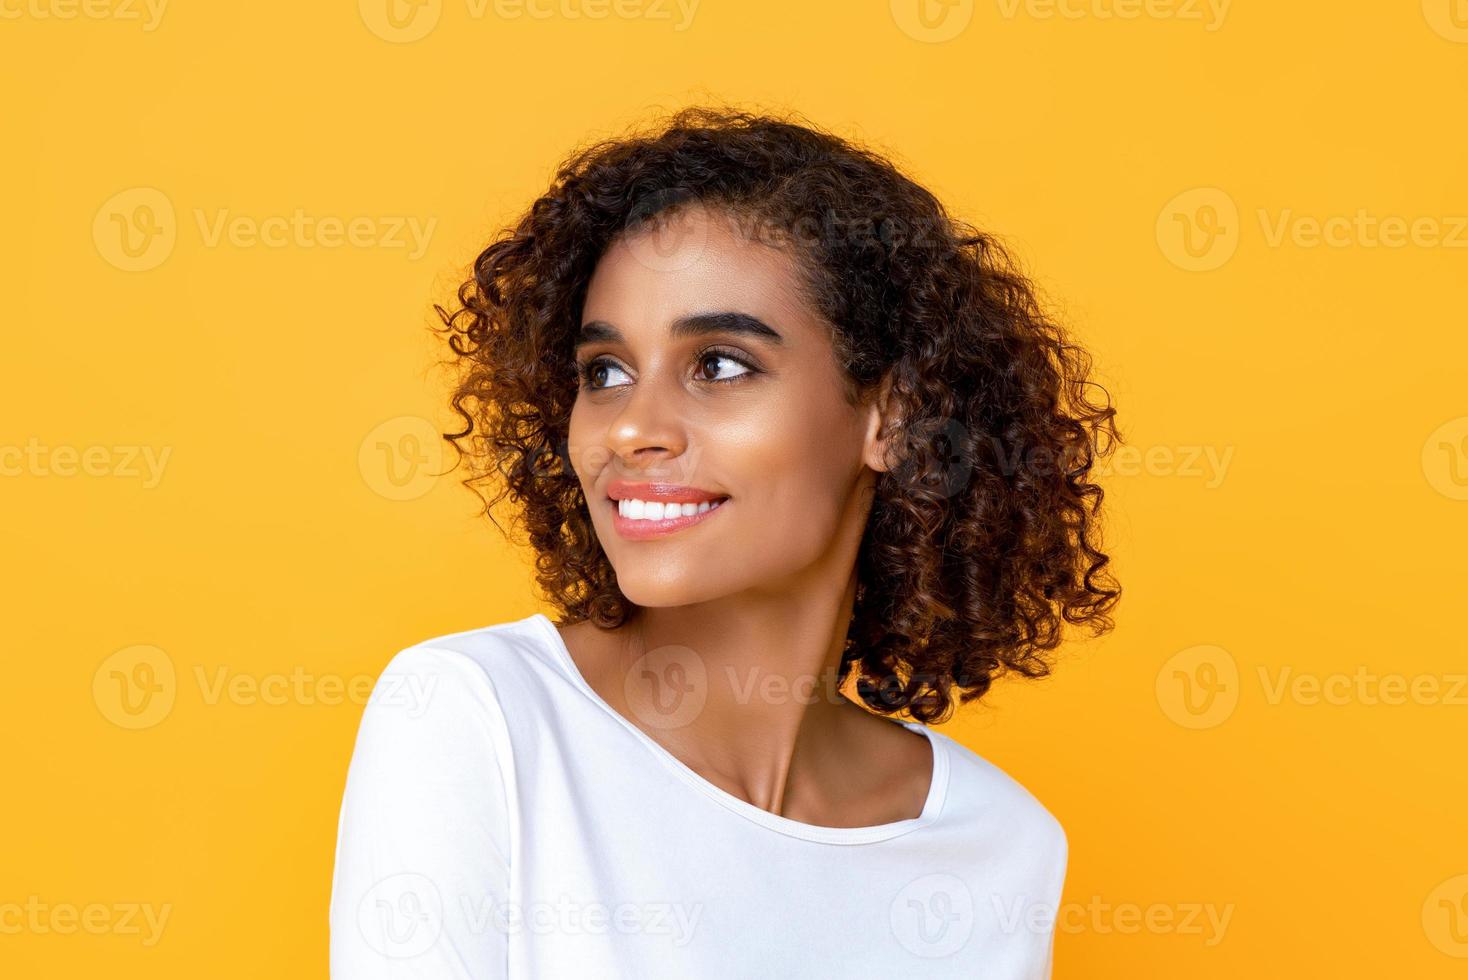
581, 359, 632, 390
695, 352, 753, 383
579, 352, 755, 390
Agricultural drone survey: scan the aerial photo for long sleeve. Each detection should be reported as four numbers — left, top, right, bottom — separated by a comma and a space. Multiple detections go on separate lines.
328, 645, 514, 978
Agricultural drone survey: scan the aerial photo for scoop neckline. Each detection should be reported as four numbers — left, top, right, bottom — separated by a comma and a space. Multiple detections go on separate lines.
529, 612, 949, 845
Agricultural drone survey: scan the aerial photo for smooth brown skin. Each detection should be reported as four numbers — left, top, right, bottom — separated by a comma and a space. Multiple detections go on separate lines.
559, 202, 932, 829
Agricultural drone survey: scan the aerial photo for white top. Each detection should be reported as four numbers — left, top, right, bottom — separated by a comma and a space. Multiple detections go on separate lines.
328, 613, 1067, 978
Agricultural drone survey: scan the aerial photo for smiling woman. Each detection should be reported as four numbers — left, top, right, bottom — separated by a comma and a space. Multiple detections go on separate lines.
328, 104, 1122, 979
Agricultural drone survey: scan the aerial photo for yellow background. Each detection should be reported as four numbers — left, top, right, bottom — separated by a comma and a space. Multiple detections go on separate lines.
4, 0, 1467, 975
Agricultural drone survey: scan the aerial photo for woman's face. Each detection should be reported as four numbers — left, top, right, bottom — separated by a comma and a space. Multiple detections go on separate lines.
568, 202, 891, 609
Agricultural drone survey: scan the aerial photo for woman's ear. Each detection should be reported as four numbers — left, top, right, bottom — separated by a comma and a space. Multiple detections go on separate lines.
862, 371, 901, 473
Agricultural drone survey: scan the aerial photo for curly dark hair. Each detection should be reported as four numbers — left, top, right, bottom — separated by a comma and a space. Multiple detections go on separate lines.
434, 104, 1122, 724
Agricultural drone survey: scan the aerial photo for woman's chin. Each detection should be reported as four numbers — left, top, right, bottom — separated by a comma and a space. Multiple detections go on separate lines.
616, 583, 707, 609
611, 571, 730, 610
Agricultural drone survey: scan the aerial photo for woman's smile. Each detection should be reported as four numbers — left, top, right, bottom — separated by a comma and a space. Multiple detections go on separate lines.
607, 479, 731, 540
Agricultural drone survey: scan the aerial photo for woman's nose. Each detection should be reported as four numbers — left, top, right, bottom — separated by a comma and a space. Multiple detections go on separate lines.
607, 373, 688, 470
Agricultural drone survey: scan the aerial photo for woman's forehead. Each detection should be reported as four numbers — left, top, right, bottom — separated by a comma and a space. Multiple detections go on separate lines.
583, 207, 823, 345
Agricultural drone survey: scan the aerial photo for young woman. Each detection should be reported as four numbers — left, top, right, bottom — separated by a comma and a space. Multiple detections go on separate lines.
329, 105, 1120, 978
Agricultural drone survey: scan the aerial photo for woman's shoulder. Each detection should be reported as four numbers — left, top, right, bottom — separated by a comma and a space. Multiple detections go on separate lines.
346, 614, 576, 769
358, 612, 575, 735
377, 612, 566, 689
928, 727, 1067, 852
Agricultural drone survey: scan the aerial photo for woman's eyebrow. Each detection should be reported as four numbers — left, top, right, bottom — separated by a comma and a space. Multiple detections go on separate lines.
576, 311, 786, 349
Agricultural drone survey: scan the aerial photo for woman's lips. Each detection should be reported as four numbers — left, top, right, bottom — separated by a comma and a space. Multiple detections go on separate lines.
608, 495, 729, 540
606, 479, 726, 505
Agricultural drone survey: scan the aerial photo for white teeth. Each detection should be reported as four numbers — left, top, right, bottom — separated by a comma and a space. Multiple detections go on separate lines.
616, 497, 725, 521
